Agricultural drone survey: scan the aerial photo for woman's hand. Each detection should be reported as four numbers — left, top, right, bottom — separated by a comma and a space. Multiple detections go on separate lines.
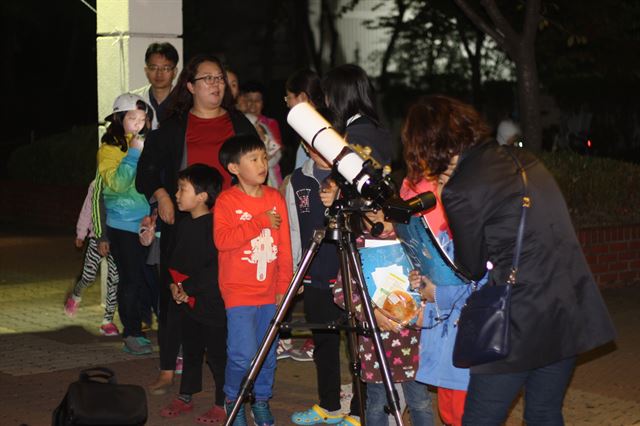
155, 189, 175, 225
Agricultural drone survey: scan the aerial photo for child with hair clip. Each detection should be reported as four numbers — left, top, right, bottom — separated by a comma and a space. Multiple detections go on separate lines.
65, 179, 120, 337
328, 201, 434, 426
97, 92, 156, 355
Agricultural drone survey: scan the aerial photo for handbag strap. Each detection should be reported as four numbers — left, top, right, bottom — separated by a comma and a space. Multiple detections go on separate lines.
504, 147, 530, 285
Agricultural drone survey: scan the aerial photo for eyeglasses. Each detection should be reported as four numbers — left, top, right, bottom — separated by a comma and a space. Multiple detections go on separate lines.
193, 74, 225, 85
146, 64, 175, 73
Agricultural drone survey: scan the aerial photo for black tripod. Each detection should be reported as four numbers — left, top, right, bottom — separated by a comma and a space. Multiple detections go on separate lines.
224, 205, 404, 426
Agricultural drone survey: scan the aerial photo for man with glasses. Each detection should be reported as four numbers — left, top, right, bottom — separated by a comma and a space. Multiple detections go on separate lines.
133, 42, 179, 129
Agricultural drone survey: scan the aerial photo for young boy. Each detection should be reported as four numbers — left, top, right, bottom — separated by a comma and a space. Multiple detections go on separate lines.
285, 147, 346, 425
159, 164, 228, 424
215, 134, 293, 426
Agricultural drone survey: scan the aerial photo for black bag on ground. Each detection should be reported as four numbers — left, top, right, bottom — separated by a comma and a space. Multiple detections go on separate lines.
52, 367, 147, 425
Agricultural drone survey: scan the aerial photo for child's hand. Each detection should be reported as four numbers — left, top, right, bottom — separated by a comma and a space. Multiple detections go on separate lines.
408, 269, 422, 290
418, 276, 436, 303
97, 241, 110, 257
275, 293, 284, 306
130, 134, 145, 151
264, 208, 282, 229
74, 238, 84, 249
319, 179, 338, 207
374, 308, 402, 332
170, 283, 186, 304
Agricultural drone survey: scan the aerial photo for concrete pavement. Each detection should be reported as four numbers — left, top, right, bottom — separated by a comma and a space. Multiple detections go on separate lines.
0, 228, 639, 425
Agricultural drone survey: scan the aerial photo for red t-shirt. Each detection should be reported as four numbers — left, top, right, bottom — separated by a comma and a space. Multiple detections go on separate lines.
186, 112, 235, 189
213, 185, 293, 308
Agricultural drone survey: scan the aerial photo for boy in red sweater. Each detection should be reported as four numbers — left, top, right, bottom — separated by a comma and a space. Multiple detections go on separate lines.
214, 134, 293, 426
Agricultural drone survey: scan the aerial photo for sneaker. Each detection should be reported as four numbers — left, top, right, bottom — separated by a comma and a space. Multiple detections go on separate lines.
99, 322, 119, 336
195, 404, 226, 424
175, 356, 183, 375
159, 398, 193, 418
290, 338, 314, 362
291, 404, 344, 425
122, 336, 152, 355
225, 399, 248, 426
64, 295, 80, 317
251, 401, 275, 426
276, 338, 293, 360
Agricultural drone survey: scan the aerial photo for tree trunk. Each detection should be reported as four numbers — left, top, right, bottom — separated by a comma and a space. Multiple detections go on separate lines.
515, 48, 542, 151
470, 31, 484, 108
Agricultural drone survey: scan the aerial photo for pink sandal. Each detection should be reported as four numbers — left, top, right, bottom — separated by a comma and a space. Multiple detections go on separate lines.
159, 398, 194, 418
195, 405, 226, 424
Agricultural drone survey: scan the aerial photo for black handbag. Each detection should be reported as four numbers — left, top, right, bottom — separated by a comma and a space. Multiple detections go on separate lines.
452, 149, 530, 369
52, 367, 147, 426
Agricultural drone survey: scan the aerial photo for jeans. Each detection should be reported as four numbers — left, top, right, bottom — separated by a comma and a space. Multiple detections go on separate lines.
463, 357, 576, 426
366, 381, 434, 426
224, 304, 277, 401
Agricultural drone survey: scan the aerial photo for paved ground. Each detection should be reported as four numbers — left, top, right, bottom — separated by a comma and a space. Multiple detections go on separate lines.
0, 227, 639, 425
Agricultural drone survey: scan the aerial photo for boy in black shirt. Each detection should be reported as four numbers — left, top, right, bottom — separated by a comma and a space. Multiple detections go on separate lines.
159, 164, 227, 424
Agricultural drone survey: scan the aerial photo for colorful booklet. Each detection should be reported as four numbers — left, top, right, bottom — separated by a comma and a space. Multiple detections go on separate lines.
358, 242, 422, 325
393, 216, 469, 286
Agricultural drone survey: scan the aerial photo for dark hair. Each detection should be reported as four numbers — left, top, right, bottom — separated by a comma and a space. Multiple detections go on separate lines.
322, 64, 380, 134
402, 95, 492, 183
101, 100, 153, 152
144, 42, 179, 65
165, 54, 234, 119
285, 69, 324, 108
241, 81, 266, 97
218, 134, 266, 175
177, 163, 222, 209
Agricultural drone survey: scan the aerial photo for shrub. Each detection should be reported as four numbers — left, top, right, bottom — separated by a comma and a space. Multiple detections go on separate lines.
540, 151, 640, 227
7, 126, 98, 186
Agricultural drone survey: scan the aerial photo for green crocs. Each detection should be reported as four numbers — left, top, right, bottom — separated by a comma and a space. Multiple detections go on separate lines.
291, 404, 344, 425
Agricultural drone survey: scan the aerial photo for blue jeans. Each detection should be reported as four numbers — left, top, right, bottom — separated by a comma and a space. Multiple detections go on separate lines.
366, 381, 434, 426
224, 304, 277, 401
463, 357, 576, 426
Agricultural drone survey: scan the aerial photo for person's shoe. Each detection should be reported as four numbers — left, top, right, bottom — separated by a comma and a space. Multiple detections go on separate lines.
159, 398, 193, 418
175, 355, 184, 375
335, 415, 361, 426
99, 322, 119, 336
122, 336, 152, 355
291, 404, 344, 425
64, 295, 80, 317
276, 338, 293, 360
290, 338, 314, 362
251, 400, 275, 426
195, 404, 226, 424
225, 399, 248, 426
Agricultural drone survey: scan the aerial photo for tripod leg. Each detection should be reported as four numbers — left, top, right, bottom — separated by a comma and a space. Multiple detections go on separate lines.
337, 243, 367, 424
224, 230, 326, 426
343, 237, 405, 426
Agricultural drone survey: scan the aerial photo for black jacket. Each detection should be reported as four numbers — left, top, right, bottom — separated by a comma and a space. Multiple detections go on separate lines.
168, 213, 225, 326
136, 109, 257, 204
442, 141, 616, 374
135, 109, 258, 275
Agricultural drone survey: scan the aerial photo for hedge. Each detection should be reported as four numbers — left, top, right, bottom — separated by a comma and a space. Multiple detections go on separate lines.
6, 127, 640, 228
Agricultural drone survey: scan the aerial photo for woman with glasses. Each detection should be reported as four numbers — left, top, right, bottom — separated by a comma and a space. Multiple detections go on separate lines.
136, 54, 258, 423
